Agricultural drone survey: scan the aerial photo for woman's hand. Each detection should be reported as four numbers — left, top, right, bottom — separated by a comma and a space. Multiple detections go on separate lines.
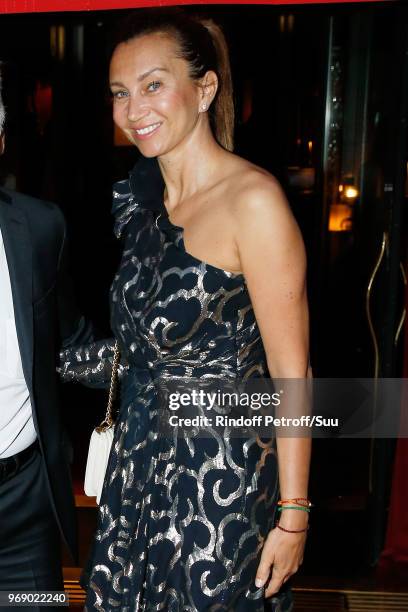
255, 510, 308, 598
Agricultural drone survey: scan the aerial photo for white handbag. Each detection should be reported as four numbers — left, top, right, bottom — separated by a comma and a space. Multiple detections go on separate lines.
84, 341, 120, 504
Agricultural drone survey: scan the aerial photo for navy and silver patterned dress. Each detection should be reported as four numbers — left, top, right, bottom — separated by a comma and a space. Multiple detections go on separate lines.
60, 156, 293, 611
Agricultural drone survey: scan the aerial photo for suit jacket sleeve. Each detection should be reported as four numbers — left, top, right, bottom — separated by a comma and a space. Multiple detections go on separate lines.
55, 213, 94, 349
56, 214, 128, 387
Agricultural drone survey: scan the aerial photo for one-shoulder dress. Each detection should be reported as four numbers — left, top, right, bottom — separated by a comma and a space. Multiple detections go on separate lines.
60, 156, 293, 612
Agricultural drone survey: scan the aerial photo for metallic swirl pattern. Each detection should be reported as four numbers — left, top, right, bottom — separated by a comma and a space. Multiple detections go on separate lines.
65, 157, 293, 611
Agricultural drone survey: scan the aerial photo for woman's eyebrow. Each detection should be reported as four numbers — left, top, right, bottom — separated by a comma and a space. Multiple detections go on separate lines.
110, 68, 169, 89
138, 67, 169, 81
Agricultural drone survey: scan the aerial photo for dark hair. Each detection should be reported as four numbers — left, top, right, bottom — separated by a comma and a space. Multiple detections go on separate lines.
111, 7, 234, 152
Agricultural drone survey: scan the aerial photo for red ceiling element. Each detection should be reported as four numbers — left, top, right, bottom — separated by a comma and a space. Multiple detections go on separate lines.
0, 0, 391, 14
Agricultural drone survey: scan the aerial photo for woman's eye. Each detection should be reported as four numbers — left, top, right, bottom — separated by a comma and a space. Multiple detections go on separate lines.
112, 90, 128, 100
147, 81, 161, 92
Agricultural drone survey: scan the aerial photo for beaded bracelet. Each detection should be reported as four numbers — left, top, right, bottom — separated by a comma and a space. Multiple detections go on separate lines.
275, 521, 309, 534
278, 505, 310, 513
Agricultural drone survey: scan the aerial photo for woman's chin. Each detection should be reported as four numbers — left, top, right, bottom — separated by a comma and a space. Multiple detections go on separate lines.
136, 142, 166, 158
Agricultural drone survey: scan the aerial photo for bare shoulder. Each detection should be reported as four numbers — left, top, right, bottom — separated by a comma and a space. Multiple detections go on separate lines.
219, 156, 297, 236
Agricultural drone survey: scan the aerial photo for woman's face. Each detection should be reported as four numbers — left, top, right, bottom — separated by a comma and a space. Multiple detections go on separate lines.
110, 32, 204, 158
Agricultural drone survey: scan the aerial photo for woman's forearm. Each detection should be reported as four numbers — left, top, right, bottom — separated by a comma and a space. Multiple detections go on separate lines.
58, 337, 128, 388
276, 436, 311, 501
269, 363, 312, 523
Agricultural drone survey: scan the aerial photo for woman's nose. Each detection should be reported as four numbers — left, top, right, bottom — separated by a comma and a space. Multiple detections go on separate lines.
127, 95, 147, 123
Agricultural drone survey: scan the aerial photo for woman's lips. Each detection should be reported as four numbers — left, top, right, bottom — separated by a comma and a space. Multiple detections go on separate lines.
132, 122, 162, 140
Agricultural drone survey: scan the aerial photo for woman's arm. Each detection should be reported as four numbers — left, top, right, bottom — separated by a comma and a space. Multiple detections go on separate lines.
58, 337, 128, 389
233, 173, 311, 597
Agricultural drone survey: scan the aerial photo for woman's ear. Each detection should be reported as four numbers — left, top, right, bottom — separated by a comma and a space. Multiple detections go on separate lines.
199, 70, 218, 111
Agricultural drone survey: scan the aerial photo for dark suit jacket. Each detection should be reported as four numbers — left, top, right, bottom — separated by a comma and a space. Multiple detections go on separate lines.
0, 187, 91, 564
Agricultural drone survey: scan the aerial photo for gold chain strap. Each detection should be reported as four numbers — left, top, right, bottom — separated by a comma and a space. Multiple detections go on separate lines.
96, 340, 120, 433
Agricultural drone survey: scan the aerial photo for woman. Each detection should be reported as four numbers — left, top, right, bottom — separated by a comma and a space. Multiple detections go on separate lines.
61, 7, 311, 611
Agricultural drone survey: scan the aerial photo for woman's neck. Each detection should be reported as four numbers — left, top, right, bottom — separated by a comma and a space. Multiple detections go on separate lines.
157, 124, 227, 211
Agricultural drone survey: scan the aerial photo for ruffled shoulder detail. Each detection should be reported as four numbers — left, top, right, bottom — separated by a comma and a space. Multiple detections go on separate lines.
128, 155, 164, 205
111, 156, 165, 239
112, 178, 139, 239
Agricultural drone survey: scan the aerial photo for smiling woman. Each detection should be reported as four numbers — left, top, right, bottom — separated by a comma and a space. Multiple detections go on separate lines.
110, 34, 214, 157
109, 8, 234, 154
59, 6, 310, 612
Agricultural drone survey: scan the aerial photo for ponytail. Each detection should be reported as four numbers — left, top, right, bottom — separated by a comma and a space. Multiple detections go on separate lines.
200, 19, 234, 152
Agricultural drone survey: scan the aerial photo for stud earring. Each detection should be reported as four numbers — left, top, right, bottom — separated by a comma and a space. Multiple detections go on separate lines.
201, 103, 207, 112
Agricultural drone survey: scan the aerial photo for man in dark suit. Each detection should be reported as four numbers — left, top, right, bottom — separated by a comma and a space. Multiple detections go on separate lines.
0, 70, 90, 600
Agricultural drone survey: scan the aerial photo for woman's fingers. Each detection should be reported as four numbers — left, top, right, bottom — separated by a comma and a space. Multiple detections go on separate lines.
264, 565, 290, 597
255, 535, 275, 588
255, 557, 272, 588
